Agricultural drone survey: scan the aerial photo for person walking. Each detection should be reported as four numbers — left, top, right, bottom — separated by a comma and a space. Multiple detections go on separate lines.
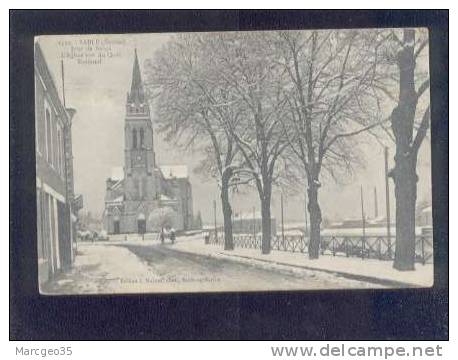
160, 227, 165, 244
170, 228, 176, 244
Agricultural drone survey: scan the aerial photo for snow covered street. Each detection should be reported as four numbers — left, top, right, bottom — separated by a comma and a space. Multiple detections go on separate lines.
41, 238, 386, 295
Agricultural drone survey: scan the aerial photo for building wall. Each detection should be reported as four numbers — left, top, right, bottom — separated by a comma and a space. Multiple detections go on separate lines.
103, 161, 192, 234
417, 210, 433, 227
173, 178, 193, 231
104, 198, 184, 234
103, 178, 192, 234
35, 43, 75, 286
35, 74, 67, 197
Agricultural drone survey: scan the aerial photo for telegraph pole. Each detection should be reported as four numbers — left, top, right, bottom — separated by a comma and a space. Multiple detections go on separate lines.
384, 147, 392, 258
304, 191, 308, 236
374, 186, 378, 218
360, 185, 366, 259
281, 192, 285, 247
213, 199, 217, 241
61, 60, 66, 107
252, 206, 256, 239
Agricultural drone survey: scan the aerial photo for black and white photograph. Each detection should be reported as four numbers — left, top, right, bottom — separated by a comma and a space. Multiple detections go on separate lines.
34, 28, 434, 295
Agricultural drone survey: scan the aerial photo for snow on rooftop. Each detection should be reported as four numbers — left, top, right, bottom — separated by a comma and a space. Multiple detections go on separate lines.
233, 211, 275, 220
106, 195, 124, 203
110, 166, 124, 181
160, 165, 188, 179
160, 194, 173, 201
421, 206, 432, 213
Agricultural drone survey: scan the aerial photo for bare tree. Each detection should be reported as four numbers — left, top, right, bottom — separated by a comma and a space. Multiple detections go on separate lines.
377, 28, 430, 270
144, 34, 242, 250
276, 30, 386, 259
204, 32, 291, 254
148, 206, 177, 230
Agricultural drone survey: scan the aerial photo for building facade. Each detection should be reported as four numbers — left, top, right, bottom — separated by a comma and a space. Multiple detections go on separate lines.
103, 51, 193, 234
35, 42, 82, 286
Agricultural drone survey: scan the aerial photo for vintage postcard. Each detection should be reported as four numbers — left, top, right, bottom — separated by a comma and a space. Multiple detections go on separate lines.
35, 29, 433, 295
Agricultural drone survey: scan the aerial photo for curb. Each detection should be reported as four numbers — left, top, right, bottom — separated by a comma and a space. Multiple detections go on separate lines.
219, 252, 418, 288
162, 245, 419, 288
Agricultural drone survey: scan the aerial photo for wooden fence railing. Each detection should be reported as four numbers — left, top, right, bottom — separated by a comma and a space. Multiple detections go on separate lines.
205, 231, 433, 264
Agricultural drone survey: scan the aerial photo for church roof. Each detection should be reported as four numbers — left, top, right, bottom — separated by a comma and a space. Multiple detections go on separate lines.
160, 165, 188, 179
128, 49, 145, 103
110, 166, 124, 181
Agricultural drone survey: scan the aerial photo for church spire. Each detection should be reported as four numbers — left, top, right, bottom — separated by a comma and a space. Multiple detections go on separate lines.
129, 49, 144, 103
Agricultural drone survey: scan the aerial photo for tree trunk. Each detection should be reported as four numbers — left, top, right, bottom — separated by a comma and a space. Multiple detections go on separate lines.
393, 154, 418, 270
307, 184, 322, 259
257, 178, 272, 255
260, 196, 272, 254
221, 177, 234, 251
390, 29, 419, 271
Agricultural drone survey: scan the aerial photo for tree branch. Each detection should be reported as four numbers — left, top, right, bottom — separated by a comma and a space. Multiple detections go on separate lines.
416, 79, 430, 99
414, 38, 428, 59
411, 104, 431, 155
324, 117, 389, 152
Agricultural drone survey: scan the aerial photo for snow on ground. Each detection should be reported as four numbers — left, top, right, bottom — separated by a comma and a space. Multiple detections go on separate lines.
42, 235, 388, 295
41, 243, 155, 294
171, 234, 434, 288
42, 232, 433, 295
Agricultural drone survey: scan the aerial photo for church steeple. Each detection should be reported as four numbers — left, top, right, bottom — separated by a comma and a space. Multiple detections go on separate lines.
124, 48, 154, 176
128, 49, 145, 103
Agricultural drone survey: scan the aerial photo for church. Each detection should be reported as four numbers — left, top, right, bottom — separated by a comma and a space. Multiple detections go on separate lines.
102, 50, 193, 234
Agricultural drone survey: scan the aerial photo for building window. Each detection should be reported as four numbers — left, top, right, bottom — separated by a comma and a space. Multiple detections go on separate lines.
45, 107, 53, 165
57, 127, 62, 175
61, 129, 66, 177
133, 128, 137, 149
53, 118, 58, 169
140, 128, 144, 148
37, 189, 44, 259
142, 177, 147, 199
35, 110, 40, 154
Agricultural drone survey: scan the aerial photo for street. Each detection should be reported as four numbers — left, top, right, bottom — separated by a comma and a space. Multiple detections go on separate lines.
41, 241, 385, 295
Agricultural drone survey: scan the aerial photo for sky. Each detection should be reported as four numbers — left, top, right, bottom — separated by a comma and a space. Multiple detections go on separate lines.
36, 32, 432, 225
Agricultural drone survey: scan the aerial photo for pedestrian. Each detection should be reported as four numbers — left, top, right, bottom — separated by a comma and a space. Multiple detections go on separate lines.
160, 227, 165, 244
170, 228, 176, 244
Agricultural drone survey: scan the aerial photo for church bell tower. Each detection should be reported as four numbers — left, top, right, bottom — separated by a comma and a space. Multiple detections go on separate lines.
124, 49, 156, 201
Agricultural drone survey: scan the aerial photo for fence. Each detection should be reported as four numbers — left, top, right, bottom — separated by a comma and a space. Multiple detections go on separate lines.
206, 231, 433, 264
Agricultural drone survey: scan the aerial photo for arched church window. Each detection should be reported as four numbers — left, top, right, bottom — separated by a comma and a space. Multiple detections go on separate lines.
140, 128, 144, 148
133, 128, 137, 149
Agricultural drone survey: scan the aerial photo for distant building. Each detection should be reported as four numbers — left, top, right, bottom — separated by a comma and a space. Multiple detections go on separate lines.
102, 50, 193, 234
232, 211, 277, 236
78, 210, 103, 232
329, 217, 393, 229
35, 42, 82, 285
417, 206, 432, 227
193, 211, 203, 230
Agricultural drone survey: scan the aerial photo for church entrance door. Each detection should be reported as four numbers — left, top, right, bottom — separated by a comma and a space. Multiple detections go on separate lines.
113, 220, 120, 234
137, 219, 146, 234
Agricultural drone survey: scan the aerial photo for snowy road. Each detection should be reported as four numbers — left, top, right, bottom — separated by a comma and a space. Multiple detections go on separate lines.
41, 241, 384, 295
